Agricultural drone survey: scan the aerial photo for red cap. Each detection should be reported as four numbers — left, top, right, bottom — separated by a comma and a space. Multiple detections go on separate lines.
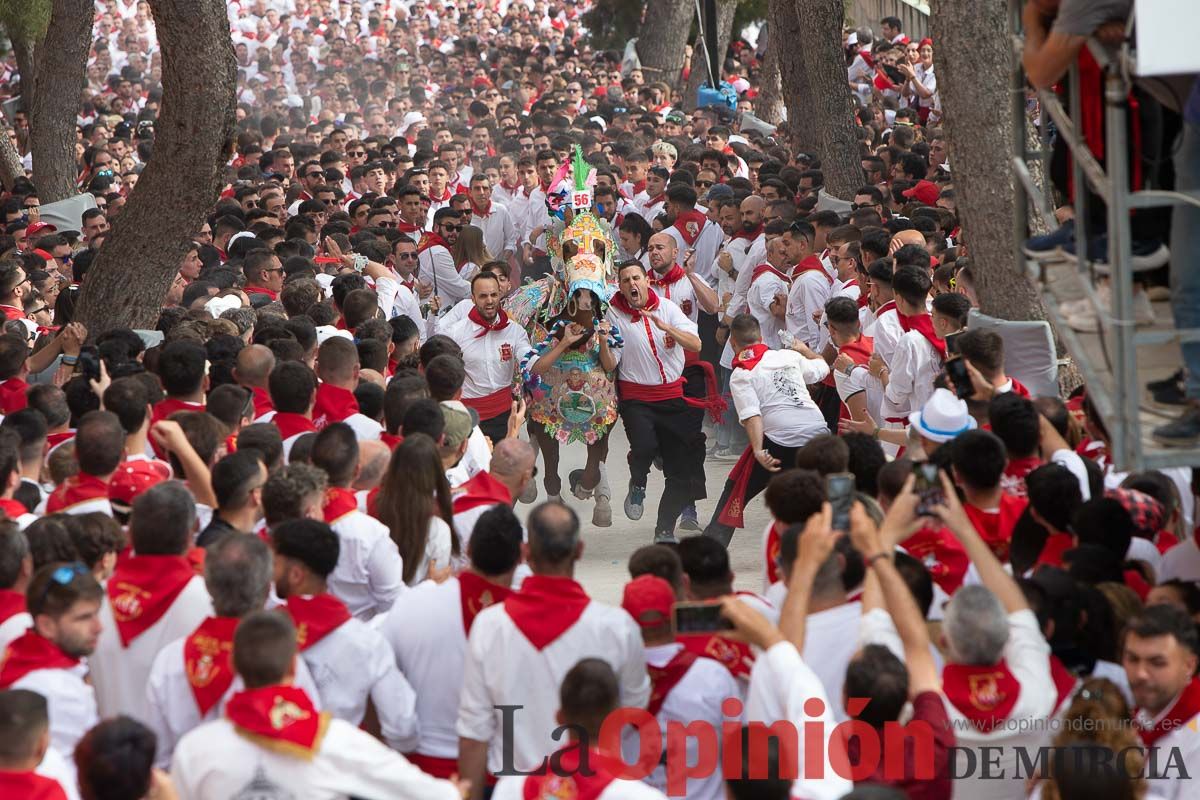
108, 459, 172, 512
902, 179, 941, 207
31, 248, 56, 262
621, 575, 675, 628
25, 221, 57, 238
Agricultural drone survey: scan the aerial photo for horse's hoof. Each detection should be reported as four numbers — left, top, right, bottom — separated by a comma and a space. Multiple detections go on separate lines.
569, 468, 593, 500
519, 481, 539, 504
592, 498, 612, 527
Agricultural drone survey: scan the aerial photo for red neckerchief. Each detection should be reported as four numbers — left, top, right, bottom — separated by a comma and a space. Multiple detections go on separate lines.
46, 431, 75, 451
942, 660, 1021, 732
312, 383, 358, 428
876, 299, 898, 318
244, 284, 279, 301
733, 344, 770, 372
251, 386, 274, 419
398, 220, 422, 236
452, 470, 513, 514
0, 377, 28, 414
0, 631, 79, 687
792, 254, 832, 284
0, 588, 26, 624
671, 209, 707, 246
902, 527, 969, 595
459, 571, 511, 635
678, 631, 754, 679
503, 574, 590, 650
730, 224, 762, 242
418, 232, 450, 253
609, 288, 660, 322
0, 498, 26, 521
468, 307, 510, 338
0, 770, 68, 800
1136, 677, 1200, 745
225, 685, 330, 760
470, 198, 492, 217
152, 397, 206, 425
285, 594, 352, 651
839, 336, 874, 367
322, 486, 358, 524
650, 264, 686, 288
0, 305, 24, 320
500, 180, 520, 193
381, 431, 403, 450
1003, 455, 1042, 487
273, 412, 316, 441
1008, 377, 1032, 398
897, 312, 948, 358
45, 473, 110, 515
962, 494, 1028, 563
751, 263, 792, 284
1049, 654, 1080, 712
647, 647, 699, 716
632, 179, 646, 195
108, 554, 196, 646
183, 615, 240, 716
521, 747, 624, 800
429, 186, 451, 203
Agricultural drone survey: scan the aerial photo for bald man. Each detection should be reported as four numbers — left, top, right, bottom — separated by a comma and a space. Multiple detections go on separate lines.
233, 344, 276, 421
889, 229, 926, 255
646, 232, 718, 325
354, 439, 392, 494
451, 438, 535, 551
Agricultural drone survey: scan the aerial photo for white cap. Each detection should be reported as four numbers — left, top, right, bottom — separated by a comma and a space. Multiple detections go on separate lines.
204, 295, 242, 319
315, 326, 354, 346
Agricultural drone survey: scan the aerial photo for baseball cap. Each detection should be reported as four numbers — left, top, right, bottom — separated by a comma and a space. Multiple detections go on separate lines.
621, 574, 675, 629
664, 110, 685, 125
704, 183, 734, 202
439, 401, 474, 450
902, 179, 941, 207
25, 221, 57, 238
109, 459, 172, 515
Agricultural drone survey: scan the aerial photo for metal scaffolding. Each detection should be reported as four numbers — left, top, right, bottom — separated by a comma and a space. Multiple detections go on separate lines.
1011, 3, 1200, 473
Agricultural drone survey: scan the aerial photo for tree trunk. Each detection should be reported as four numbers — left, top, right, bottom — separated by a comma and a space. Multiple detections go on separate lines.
756, 32, 784, 126
0, 119, 24, 189
795, 0, 860, 200
682, 0, 737, 112
75, 0, 236, 336
927, 0, 1045, 320
28, 0, 92, 202
635, 0, 694, 92
770, 0, 815, 150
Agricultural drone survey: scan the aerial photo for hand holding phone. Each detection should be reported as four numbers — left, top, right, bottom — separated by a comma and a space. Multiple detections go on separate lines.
826, 472, 855, 533
913, 462, 944, 518
945, 356, 974, 399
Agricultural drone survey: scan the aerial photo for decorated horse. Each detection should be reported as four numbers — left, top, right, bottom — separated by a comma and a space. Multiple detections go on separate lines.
506, 148, 620, 526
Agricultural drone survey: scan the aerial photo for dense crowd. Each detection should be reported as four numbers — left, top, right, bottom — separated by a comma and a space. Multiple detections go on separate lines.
0, 1, 1198, 799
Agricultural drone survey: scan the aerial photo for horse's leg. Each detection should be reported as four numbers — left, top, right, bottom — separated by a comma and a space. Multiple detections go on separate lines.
586, 431, 612, 527
533, 425, 563, 499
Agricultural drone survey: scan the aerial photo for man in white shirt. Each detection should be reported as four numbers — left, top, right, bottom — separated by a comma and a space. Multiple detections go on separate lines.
862, 473, 1057, 800
608, 261, 703, 544
171, 611, 465, 800
0, 523, 32, 654
457, 502, 650, 800
441, 272, 537, 443
1124, 604, 1200, 800
272, 518, 419, 750
309, 425, 405, 620
704, 314, 829, 546
145, 532, 324, 769
876, 264, 944, 429
661, 184, 722, 286
635, 166, 669, 222
311, 338, 382, 441
619, 573, 738, 800
383, 504, 523, 781
418, 208, 471, 308
783, 219, 833, 350
450, 438, 536, 552
90, 481, 213, 723
744, 237, 792, 350
467, 173, 517, 263
491, 659, 667, 800
646, 232, 719, 327
0, 562, 101, 769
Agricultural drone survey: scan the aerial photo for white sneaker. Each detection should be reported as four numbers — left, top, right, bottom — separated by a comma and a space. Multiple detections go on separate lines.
1066, 288, 1153, 332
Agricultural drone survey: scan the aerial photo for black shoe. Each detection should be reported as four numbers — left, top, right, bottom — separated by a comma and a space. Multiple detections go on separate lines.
653, 528, 677, 544
1147, 369, 1184, 394
703, 523, 734, 548
1153, 408, 1200, 448
1151, 381, 1188, 407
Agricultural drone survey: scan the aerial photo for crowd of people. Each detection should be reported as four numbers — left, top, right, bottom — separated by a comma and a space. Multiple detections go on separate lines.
0, 0, 1197, 799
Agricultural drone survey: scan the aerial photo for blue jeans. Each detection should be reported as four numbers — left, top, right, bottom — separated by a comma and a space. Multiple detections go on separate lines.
715, 366, 748, 450
1172, 122, 1200, 399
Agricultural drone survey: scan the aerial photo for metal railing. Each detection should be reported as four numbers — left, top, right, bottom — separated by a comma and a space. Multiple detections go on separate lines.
1011, 1, 1200, 472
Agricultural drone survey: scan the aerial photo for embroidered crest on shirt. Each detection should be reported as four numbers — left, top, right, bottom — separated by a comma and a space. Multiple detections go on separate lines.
664, 335, 676, 349
111, 581, 149, 621
500, 343, 513, 361
680, 299, 693, 316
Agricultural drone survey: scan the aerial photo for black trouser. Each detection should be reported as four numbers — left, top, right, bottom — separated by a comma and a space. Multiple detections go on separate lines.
681, 363, 709, 503
810, 382, 841, 437
478, 410, 510, 444
704, 434, 799, 544
621, 397, 698, 534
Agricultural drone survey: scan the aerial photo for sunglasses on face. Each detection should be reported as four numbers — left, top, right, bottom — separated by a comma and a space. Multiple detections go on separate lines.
440, 224, 462, 233
347, 150, 365, 157
696, 181, 713, 189
396, 252, 418, 260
